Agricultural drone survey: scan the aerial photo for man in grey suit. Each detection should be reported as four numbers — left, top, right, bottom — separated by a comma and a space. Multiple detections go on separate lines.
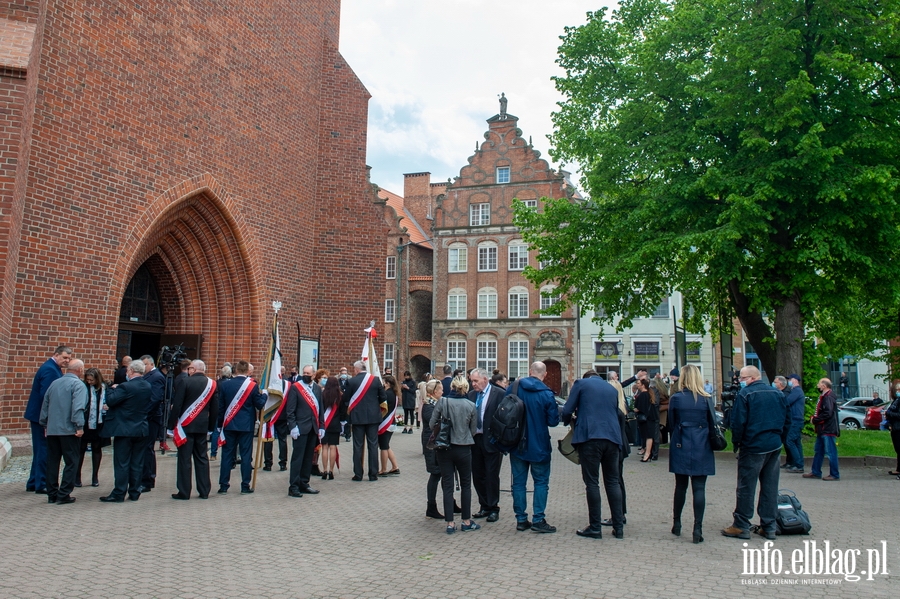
40, 359, 88, 505
100, 359, 151, 502
341, 361, 385, 481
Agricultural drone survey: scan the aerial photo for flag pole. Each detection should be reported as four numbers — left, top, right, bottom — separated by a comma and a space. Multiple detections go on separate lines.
252, 301, 281, 490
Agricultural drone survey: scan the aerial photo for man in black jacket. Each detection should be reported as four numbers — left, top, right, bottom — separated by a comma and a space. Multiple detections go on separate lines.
100, 359, 151, 502
467, 368, 506, 522
285, 364, 324, 496
167, 360, 218, 500
140, 355, 166, 491
803, 379, 840, 481
341, 361, 385, 481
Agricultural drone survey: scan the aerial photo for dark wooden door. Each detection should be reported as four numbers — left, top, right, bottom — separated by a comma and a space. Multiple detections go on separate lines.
544, 360, 562, 395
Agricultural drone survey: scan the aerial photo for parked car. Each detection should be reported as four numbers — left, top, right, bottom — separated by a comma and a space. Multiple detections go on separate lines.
840, 396, 886, 409
864, 406, 887, 430
837, 406, 866, 430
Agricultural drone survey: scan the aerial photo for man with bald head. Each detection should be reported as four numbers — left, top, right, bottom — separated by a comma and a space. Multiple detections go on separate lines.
39, 358, 88, 504
722, 365, 791, 541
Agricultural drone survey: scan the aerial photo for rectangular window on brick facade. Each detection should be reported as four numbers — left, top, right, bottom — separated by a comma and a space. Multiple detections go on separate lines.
496, 167, 510, 184
448, 245, 467, 273
508, 292, 528, 319
469, 203, 490, 226
522, 199, 537, 209
386, 256, 396, 279
477, 292, 497, 319
478, 246, 497, 271
540, 291, 561, 317
385, 299, 395, 323
383, 343, 394, 372
508, 340, 529, 379
477, 340, 497, 372
508, 244, 528, 271
447, 340, 466, 372
448, 293, 467, 319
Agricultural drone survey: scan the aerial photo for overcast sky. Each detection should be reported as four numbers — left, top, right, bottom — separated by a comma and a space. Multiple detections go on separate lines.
339, 1, 609, 196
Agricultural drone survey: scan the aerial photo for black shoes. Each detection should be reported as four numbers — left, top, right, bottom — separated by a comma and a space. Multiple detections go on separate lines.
486, 512, 499, 522
263, 466, 272, 471
531, 520, 557, 533
139, 486, 152, 493
56, 496, 76, 505
368, 476, 378, 482
288, 490, 303, 498
472, 510, 490, 519
279, 465, 287, 472
128, 495, 140, 502
34, 488, 49, 495
600, 516, 626, 526
241, 488, 254, 494
47, 495, 57, 504
576, 526, 603, 539
516, 520, 532, 531
299, 486, 319, 495
328, 472, 334, 480
426, 502, 444, 519
99, 495, 124, 503
217, 487, 228, 494
171, 493, 190, 500
672, 521, 682, 536
694, 528, 704, 544
352, 475, 363, 481
613, 529, 624, 539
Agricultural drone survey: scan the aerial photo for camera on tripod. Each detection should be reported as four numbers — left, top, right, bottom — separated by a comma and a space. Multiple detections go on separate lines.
157, 343, 189, 371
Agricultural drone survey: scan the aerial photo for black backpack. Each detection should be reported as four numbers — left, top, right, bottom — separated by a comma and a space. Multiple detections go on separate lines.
775, 489, 812, 535
488, 380, 526, 453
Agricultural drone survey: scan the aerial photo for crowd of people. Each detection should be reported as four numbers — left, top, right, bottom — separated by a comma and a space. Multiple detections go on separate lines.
23, 345, 900, 541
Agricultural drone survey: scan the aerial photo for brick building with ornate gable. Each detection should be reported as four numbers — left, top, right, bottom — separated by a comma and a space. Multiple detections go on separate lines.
430, 98, 580, 394
0, 1, 387, 433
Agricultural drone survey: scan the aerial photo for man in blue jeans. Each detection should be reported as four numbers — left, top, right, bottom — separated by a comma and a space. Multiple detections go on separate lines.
783, 374, 806, 473
508, 361, 560, 533
803, 378, 840, 481
722, 365, 791, 541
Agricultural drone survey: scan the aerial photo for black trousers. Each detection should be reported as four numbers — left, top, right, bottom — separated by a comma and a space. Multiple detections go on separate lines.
891, 429, 900, 471
289, 432, 317, 492
352, 423, 379, 479
176, 433, 211, 498
618, 450, 628, 515
220, 430, 254, 490
578, 439, 624, 529
46, 435, 80, 500
264, 420, 289, 468
113, 435, 146, 499
142, 421, 160, 487
471, 434, 503, 512
437, 444, 472, 522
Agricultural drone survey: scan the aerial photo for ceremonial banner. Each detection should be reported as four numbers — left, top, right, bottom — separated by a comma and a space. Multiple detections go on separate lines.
361, 322, 381, 379
259, 312, 285, 440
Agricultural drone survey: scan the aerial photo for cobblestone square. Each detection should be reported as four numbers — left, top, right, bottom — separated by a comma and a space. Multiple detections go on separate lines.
1, 429, 895, 598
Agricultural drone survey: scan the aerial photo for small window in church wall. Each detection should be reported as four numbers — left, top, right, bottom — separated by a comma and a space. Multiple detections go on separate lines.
496, 167, 510, 184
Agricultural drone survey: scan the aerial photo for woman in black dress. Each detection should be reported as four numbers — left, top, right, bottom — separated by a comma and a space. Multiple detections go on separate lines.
77, 367, 110, 487
633, 379, 657, 463
320, 377, 343, 480
379, 374, 401, 476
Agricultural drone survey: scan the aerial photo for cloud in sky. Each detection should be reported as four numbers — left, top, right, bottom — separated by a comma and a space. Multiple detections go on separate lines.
339, 1, 609, 195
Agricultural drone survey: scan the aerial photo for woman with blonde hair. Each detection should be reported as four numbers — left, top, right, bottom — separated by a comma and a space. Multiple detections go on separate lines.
667, 363, 715, 544
448, 374, 469, 398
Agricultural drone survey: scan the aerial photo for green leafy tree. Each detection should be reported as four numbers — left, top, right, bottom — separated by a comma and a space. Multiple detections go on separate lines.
516, 0, 900, 379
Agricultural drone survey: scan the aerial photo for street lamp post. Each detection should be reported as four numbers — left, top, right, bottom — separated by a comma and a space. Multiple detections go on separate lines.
616, 340, 625, 379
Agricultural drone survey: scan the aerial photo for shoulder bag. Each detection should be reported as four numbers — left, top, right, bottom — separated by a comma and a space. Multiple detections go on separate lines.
557, 425, 579, 464
706, 394, 728, 451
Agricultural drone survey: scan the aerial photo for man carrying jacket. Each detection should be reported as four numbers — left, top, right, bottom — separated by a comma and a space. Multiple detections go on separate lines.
508, 361, 560, 533
722, 366, 791, 541
803, 378, 840, 481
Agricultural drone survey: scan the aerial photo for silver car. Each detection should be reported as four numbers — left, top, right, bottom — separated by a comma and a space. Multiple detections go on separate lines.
838, 406, 867, 430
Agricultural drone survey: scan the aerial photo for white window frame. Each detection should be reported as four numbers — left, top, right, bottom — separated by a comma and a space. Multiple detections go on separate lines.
447, 290, 467, 320
448, 244, 467, 273
508, 242, 528, 271
508, 339, 529, 380
521, 199, 538, 209
469, 203, 491, 227
478, 244, 498, 272
383, 343, 395, 372
653, 298, 670, 318
508, 288, 529, 319
384, 299, 395, 323
540, 286, 561, 318
477, 340, 497, 372
385, 256, 396, 279
447, 340, 466, 372
477, 289, 497, 319
496, 166, 510, 184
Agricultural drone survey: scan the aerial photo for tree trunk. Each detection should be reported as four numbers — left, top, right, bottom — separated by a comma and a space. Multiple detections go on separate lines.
774, 292, 803, 380
727, 279, 777, 377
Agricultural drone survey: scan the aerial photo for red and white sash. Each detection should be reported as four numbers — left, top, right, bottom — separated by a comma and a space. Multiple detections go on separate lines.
294, 381, 320, 424
174, 378, 217, 448
218, 377, 254, 447
347, 373, 374, 413
322, 401, 339, 432
263, 379, 290, 439
377, 404, 394, 435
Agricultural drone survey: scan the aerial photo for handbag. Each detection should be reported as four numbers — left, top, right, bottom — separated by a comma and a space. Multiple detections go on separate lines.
434, 417, 452, 450
635, 412, 648, 423
557, 425, 579, 464
706, 395, 728, 451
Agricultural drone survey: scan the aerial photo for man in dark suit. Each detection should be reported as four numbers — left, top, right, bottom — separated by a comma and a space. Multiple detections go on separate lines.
24, 345, 73, 494
167, 359, 218, 500
100, 359, 151, 502
440, 365, 453, 397
285, 364, 324, 496
341, 360, 385, 481
217, 360, 266, 494
467, 368, 506, 522
139, 355, 166, 491
113, 356, 131, 385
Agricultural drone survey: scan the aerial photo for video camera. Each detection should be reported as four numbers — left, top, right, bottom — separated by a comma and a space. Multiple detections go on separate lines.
157, 343, 190, 371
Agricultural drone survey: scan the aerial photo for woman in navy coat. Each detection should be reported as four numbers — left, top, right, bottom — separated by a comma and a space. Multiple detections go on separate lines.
667, 364, 715, 544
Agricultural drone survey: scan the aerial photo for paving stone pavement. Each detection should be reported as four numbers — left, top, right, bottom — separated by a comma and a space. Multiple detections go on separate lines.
1, 428, 896, 598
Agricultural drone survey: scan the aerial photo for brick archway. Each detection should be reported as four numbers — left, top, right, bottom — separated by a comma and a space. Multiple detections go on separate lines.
111, 177, 260, 367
